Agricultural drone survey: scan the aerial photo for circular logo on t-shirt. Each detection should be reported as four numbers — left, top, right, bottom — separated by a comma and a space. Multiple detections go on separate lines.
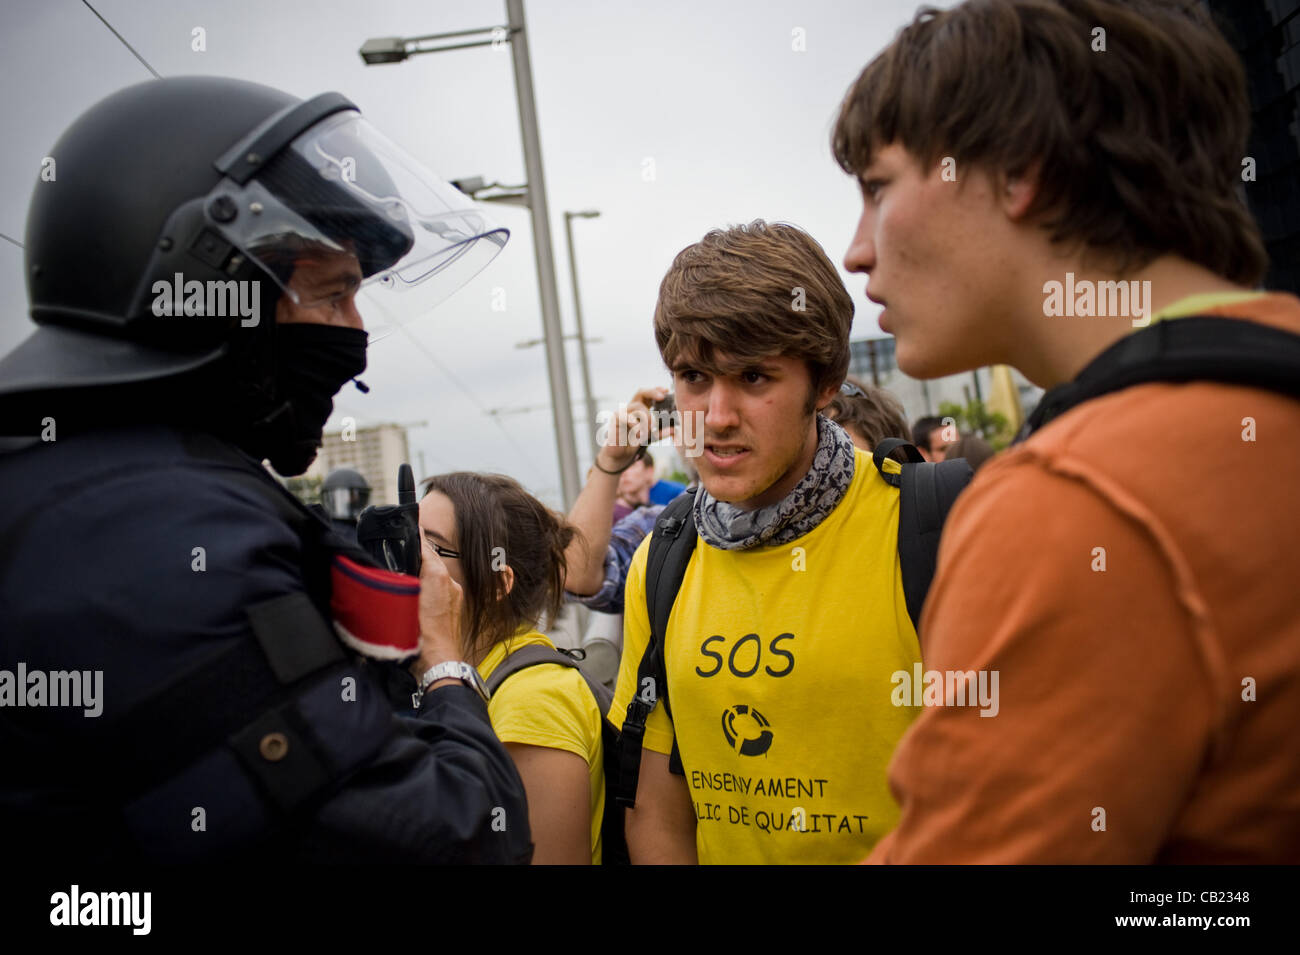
721, 704, 774, 756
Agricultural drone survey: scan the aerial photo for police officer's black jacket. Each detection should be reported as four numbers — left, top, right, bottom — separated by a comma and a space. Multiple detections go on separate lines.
0, 423, 532, 863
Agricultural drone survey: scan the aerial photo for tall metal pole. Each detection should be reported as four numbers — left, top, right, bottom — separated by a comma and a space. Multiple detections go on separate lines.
564, 212, 600, 463
506, 0, 580, 507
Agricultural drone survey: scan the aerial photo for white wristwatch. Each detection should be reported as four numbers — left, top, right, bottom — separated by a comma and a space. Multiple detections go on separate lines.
412, 661, 490, 708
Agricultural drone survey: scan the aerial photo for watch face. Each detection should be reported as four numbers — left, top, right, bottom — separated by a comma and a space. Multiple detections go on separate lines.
415, 660, 489, 708
428, 661, 489, 701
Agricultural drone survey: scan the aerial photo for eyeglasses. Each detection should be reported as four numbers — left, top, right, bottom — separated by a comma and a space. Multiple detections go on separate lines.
839, 381, 867, 398
423, 533, 461, 560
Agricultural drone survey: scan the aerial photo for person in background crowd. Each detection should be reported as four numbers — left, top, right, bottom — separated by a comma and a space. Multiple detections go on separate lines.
563, 388, 690, 687
824, 375, 910, 452
613, 450, 656, 523
910, 414, 951, 461
943, 435, 995, 473
648, 454, 692, 506
566, 386, 674, 613
420, 473, 605, 864
316, 467, 371, 544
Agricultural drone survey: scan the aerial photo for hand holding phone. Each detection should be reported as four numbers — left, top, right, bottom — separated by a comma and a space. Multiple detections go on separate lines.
356, 463, 422, 576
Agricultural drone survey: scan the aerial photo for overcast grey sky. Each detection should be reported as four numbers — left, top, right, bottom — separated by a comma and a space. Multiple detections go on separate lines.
0, 0, 949, 507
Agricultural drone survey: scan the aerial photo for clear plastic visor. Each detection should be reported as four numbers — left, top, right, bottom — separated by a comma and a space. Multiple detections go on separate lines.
204, 111, 508, 339
322, 485, 370, 520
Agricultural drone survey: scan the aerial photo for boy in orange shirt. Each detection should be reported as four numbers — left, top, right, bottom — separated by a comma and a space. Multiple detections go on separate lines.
833, 0, 1300, 862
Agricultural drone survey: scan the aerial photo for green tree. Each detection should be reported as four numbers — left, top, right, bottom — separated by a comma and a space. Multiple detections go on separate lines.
284, 474, 324, 508
937, 398, 1010, 450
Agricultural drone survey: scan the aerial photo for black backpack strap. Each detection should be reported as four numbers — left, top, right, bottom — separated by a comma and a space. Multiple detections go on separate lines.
613, 488, 698, 808
1025, 315, 1300, 436
131, 435, 393, 824
874, 438, 974, 635
485, 644, 584, 695
483, 641, 631, 864
872, 436, 925, 480
58, 590, 351, 812
181, 431, 346, 602
484, 642, 617, 724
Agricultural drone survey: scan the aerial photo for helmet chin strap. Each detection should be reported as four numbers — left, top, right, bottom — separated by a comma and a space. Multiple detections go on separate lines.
248, 395, 297, 443
243, 395, 324, 476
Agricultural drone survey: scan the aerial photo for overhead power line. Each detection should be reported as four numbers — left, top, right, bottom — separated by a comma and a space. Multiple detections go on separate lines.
392, 324, 536, 464
81, 0, 161, 78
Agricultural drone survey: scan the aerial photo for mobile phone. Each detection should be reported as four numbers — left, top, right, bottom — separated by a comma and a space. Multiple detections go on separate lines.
651, 393, 675, 439
356, 463, 421, 576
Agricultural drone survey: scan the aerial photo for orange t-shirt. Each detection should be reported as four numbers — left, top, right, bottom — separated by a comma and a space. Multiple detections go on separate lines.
867, 292, 1300, 863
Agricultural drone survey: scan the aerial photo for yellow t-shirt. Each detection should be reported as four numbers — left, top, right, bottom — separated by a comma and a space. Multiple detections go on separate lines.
610, 447, 922, 864
477, 629, 605, 864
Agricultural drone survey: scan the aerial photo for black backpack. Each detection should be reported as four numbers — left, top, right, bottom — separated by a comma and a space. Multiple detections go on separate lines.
1020, 314, 1300, 434
612, 439, 974, 807
485, 644, 631, 865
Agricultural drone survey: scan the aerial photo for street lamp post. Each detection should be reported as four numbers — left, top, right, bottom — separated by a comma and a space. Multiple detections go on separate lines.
564, 210, 601, 462
360, 0, 583, 507
502, 0, 580, 506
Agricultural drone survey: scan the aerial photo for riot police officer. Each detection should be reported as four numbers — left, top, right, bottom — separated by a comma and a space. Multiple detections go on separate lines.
319, 467, 371, 544
0, 76, 526, 862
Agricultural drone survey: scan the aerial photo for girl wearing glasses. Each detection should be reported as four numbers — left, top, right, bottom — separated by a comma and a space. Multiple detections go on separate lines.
418, 472, 604, 864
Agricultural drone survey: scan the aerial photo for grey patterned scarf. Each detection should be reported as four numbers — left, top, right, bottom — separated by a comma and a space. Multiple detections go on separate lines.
692, 414, 856, 550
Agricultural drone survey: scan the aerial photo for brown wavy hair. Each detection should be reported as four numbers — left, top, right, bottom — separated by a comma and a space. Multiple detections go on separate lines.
831, 0, 1267, 285
422, 472, 577, 660
653, 220, 854, 412
824, 376, 910, 451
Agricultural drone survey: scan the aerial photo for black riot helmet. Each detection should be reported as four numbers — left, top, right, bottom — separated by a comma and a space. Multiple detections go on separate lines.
0, 76, 508, 473
321, 467, 372, 522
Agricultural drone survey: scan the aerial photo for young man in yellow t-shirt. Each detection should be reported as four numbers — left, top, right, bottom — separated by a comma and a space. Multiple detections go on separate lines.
607, 220, 923, 864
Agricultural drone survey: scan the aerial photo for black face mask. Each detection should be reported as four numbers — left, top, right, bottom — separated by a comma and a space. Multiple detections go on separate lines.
263, 323, 368, 476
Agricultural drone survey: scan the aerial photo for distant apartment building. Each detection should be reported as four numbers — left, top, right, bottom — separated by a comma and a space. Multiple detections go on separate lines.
303, 422, 411, 507
847, 336, 1043, 430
